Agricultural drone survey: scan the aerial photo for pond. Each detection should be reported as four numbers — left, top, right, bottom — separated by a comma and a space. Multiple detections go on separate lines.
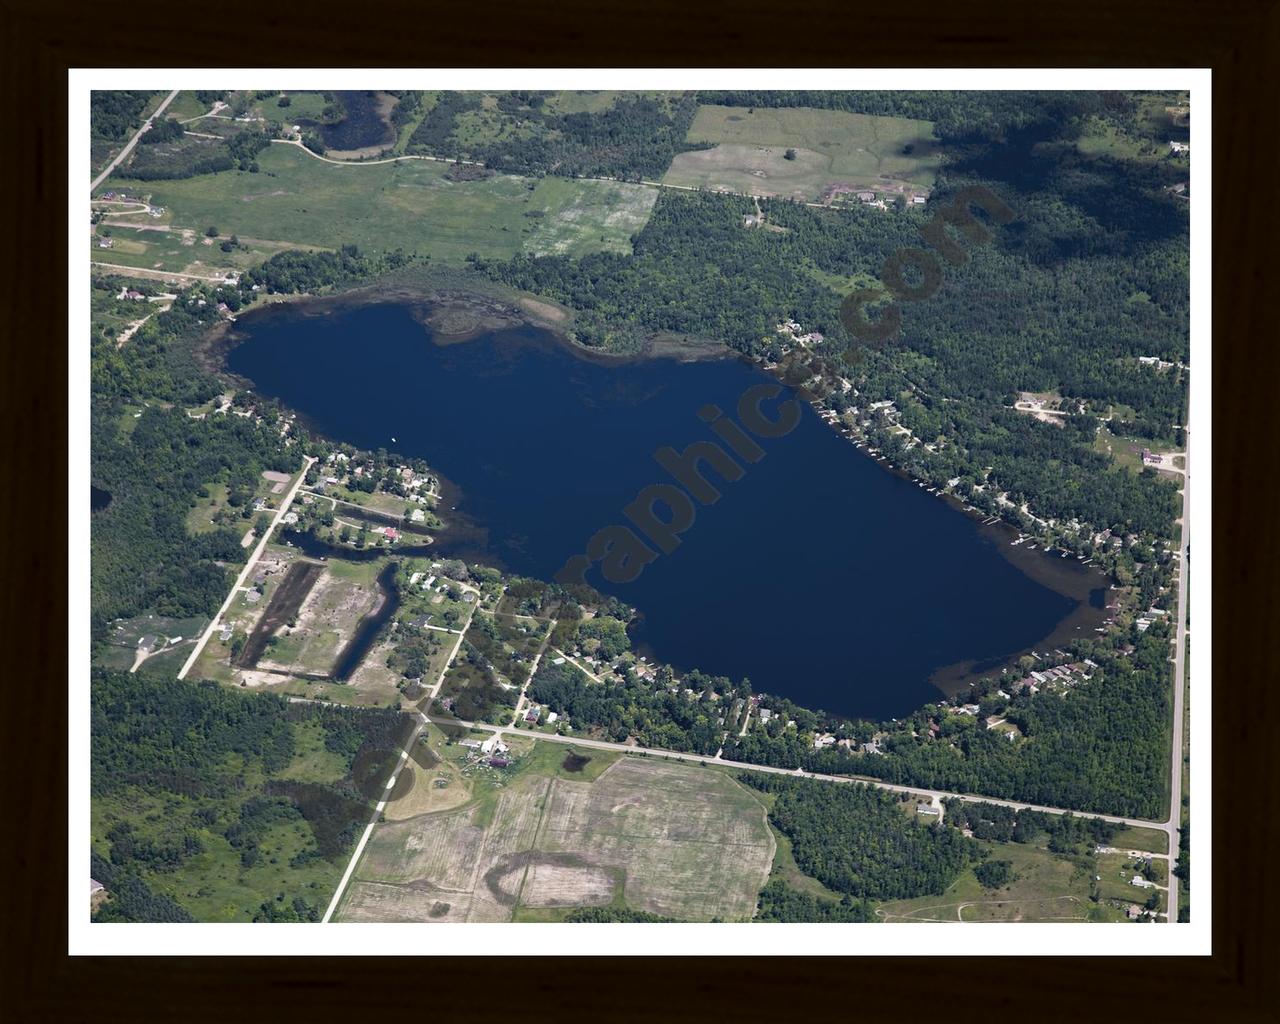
297, 91, 395, 152
227, 300, 1105, 720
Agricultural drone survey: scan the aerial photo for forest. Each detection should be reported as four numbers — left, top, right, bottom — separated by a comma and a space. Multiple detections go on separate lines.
407, 91, 703, 180
753, 880, 874, 922
741, 774, 977, 900
91, 90, 155, 142
91, 671, 404, 922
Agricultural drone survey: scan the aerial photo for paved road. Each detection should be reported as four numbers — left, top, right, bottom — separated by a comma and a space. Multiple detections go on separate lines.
1165, 409, 1192, 919
176, 456, 316, 680
90, 90, 180, 192
416, 713, 1169, 831
320, 717, 426, 924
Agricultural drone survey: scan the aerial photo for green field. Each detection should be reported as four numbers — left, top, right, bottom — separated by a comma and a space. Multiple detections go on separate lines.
339, 752, 774, 922
665, 105, 942, 202
103, 144, 657, 262
877, 840, 1124, 923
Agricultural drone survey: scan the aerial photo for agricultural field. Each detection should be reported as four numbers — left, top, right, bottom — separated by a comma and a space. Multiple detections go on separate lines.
876, 839, 1127, 923
338, 750, 774, 922
665, 104, 941, 202
101, 144, 658, 262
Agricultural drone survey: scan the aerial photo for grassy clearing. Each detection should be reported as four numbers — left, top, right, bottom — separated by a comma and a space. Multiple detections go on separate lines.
522, 177, 658, 257
878, 841, 1119, 923
340, 751, 773, 922
1109, 825, 1170, 856
666, 104, 941, 201
103, 144, 657, 262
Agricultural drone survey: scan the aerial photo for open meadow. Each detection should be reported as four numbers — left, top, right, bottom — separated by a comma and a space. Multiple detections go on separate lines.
101, 144, 657, 263
666, 104, 941, 202
876, 840, 1127, 923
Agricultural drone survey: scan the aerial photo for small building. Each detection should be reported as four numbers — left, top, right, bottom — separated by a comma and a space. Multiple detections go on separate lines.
910, 195, 927, 205
459, 739, 483, 750
488, 757, 511, 768
856, 191, 875, 202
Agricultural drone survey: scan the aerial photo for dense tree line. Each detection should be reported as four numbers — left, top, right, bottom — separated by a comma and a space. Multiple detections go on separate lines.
90, 851, 194, 923
564, 906, 674, 922
91, 91, 155, 141
754, 880, 874, 922
942, 799, 1119, 854
92, 672, 296, 799
742, 774, 977, 900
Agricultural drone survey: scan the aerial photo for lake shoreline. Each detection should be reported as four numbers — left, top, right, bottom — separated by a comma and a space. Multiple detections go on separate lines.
204, 272, 734, 375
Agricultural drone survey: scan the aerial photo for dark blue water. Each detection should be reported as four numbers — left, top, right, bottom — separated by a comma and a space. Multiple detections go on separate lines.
299, 91, 394, 151
228, 302, 1096, 720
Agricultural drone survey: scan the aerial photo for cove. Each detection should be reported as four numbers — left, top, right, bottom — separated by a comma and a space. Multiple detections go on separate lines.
226, 301, 1105, 721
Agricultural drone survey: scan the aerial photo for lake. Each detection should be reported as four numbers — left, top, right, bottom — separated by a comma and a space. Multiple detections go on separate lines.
227, 300, 1105, 721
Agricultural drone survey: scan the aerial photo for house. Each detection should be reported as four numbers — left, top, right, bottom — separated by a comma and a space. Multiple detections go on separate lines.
90, 878, 105, 896
546, 711, 558, 723
459, 739, 483, 749
1169, 140, 1189, 154
813, 733, 836, 749
917, 804, 940, 816
384, 528, 399, 541
409, 572, 423, 586
910, 195, 927, 204
860, 741, 881, 755
480, 735, 509, 755
758, 709, 773, 723
856, 191, 876, 202
1131, 875, 1155, 889
410, 508, 426, 523
97, 237, 114, 248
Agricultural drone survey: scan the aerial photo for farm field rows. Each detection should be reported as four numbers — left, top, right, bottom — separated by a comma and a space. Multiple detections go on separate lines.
339, 748, 775, 922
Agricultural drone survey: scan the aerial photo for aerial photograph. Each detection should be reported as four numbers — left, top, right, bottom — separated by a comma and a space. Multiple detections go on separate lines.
84, 81, 1195, 933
